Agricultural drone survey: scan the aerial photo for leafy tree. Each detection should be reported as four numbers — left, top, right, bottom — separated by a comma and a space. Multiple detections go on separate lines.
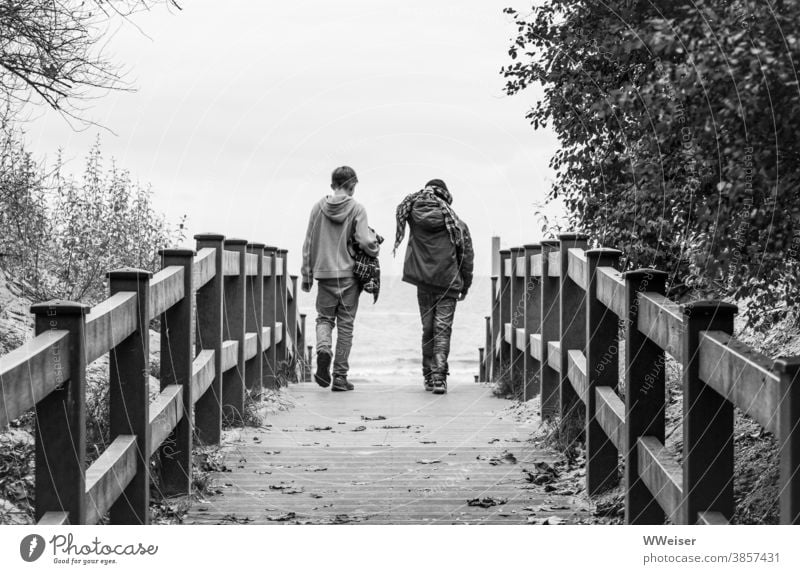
502, 0, 800, 327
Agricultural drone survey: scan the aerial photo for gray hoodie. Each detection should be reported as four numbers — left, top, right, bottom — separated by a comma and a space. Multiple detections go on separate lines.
302, 194, 379, 283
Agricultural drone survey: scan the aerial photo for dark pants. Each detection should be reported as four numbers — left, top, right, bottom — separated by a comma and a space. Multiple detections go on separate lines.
417, 288, 457, 381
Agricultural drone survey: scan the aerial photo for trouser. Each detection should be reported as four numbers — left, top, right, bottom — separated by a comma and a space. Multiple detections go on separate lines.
417, 288, 457, 381
315, 277, 360, 377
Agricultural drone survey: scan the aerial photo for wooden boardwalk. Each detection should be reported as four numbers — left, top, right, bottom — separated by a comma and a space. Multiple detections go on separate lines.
185, 379, 594, 525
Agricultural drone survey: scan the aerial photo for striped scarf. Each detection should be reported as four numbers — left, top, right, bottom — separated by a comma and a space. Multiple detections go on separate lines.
393, 185, 461, 255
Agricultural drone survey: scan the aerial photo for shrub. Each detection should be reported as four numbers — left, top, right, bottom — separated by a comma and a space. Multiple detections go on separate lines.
0, 128, 186, 304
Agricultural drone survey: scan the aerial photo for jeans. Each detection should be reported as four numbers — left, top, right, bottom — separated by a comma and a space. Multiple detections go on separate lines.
417, 288, 457, 381
316, 277, 360, 377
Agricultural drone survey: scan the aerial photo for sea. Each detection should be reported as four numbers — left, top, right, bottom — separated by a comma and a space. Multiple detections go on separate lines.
296, 275, 491, 385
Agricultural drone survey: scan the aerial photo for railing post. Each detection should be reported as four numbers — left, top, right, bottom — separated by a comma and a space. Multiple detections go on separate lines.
624, 269, 668, 524
289, 275, 299, 367
498, 249, 512, 383
478, 347, 486, 382
483, 315, 491, 382
262, 246, 278, 389
583, 247, 622, 495
558, 234, 589, 429
31, 301, 89, 525
246, 243, 265, 398
523, 244, 541, 401
539, 239, 561, 421
509, 246, 526, 398
223, 239, 248, 425
107, 268, 152, 525
194, 233, 225, 444
490, 278, 499, 382
276, 248, 289, 378
299, 313, 307, 381
158, 249, 195, 496
306, 345, 313, 382
774, 357, 800, 524
680, 300, 738, 524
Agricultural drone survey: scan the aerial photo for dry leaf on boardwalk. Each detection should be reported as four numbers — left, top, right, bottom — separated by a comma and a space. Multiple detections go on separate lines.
467, 497, 507, 508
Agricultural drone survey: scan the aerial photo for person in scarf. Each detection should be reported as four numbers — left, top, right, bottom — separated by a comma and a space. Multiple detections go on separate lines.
394, 179, 474, 394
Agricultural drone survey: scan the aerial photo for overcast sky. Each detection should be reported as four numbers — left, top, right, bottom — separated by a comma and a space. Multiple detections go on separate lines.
26, 0, 561, 276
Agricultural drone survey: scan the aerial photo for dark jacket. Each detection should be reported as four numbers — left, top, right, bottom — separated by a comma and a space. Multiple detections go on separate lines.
401, 195, 474, 298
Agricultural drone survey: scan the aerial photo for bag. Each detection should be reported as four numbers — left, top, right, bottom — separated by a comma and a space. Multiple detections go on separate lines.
349, 229, 384, 303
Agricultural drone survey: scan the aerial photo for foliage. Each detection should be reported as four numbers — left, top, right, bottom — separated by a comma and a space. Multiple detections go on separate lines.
0, 128, 186, 304
502, 0, 800, 327
0, 0, 180, 122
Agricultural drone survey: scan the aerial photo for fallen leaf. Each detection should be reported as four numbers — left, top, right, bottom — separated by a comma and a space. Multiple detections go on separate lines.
417, 459, 442, 465
467, 497, 507, 508
488, 451, 518, 465
352, 426, 367, 432
306, 426, 333, 431
269, 483, 304, 494
265, 512, 296, 522
361, 415, 386, 421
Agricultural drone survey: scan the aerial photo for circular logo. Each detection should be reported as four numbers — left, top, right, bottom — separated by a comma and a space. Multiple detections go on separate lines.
20, 534, 46, 562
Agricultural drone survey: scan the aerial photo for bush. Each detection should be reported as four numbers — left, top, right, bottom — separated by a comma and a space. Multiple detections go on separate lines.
501, 1, 800, 329
0, 127, 186, 304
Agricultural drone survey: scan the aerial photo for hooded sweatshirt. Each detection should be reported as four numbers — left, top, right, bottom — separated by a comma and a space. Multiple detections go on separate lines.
302, 194, 379, 283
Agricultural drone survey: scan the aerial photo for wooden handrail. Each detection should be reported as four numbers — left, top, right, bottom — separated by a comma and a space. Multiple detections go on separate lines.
595, 386, 625, 451
244, 332, 258, 361
529, 333, 542, 361
637, 292, 684, 361
149, 266, 184, 319
595, 266, 626, 317
0, 234, 306, 524
514, 256, 526, 278
0, 330, 70, 428
245, 252, 259, 276
566, 248, 588, 290
149, 385, 184, 456
515, 327, 525, 352
482, 233, 800, 524
698, 330, 781, 434
547, 341, 561, 372
85, 435, 137, 525
194, 248, 216, 288
637, 436, 683, 523
566, 349, 587, 402
531, 253, 543, 277
222, 249, 240, 276
191, 350, 215, 399
547, 250, 560, 277
221, 340, 238, 372
84, 291, 138, 364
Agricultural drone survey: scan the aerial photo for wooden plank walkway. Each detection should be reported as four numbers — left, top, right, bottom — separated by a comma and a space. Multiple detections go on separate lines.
184, 379, 594, 524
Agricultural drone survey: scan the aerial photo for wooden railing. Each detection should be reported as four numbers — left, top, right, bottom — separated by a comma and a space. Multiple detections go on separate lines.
0, 234, 311, 525
479, 233, 800, 525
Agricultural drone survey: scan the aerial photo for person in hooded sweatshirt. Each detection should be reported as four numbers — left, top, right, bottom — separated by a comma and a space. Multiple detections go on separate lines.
394, 179, 474, 394
302, 166, 379, 392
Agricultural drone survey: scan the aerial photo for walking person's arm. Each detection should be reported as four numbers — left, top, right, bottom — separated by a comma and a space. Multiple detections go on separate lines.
301, 206, 318, 292
456, 222, 474, 301
353, 205, 380, 257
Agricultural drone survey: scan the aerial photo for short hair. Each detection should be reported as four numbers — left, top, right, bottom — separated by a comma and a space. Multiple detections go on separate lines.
425, 178, 448, 191
331, 166, 358, 190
